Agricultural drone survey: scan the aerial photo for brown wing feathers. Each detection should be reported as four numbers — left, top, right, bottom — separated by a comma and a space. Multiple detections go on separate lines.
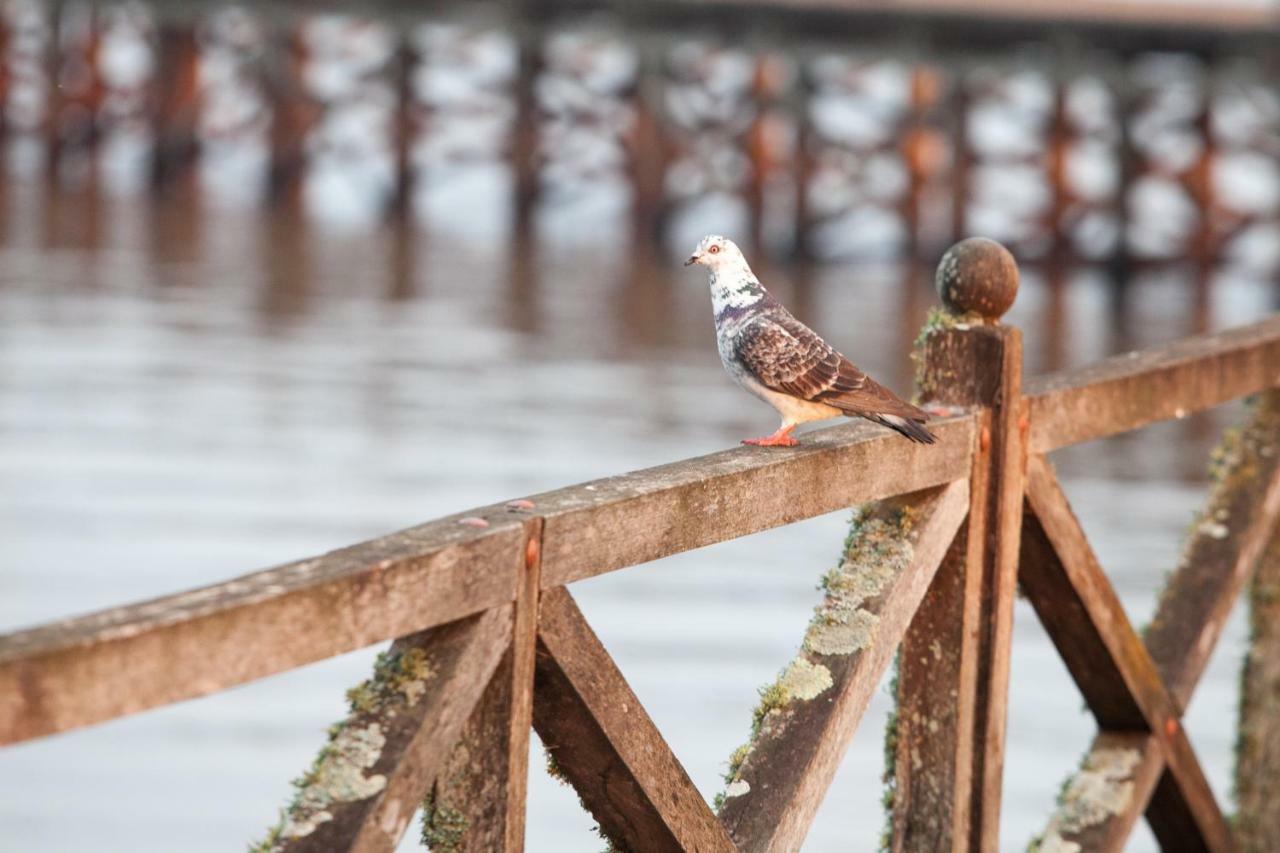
735, 313, 934, 440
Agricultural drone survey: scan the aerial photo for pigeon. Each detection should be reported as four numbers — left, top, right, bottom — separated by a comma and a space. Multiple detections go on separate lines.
685, 235, 936, 447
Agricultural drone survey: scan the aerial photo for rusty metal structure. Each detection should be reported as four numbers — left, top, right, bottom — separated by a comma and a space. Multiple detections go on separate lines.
2, 0, 1277, 274
2, 235, 1279, 851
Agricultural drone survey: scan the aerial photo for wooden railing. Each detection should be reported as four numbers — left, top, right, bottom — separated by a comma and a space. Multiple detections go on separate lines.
2, 239, 1279, 851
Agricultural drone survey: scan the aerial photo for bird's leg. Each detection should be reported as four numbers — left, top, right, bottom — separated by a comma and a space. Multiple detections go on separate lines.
742, 423, 799, 447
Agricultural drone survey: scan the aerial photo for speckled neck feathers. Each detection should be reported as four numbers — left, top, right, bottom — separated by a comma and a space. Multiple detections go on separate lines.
710, 263, 768, 322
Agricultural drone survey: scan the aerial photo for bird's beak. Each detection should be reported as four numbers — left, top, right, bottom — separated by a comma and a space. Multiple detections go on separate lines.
684, 254, 700, 266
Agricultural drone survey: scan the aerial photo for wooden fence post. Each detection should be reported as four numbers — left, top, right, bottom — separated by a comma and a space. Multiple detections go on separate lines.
893, 237, 1026, 852
420, 519, 542, 852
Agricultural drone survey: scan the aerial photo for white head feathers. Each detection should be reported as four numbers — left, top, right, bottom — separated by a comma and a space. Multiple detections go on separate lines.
685, 235, 766, 314
685, 235, 751, 273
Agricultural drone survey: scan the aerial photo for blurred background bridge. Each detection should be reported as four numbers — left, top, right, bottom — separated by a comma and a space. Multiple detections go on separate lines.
10, 0, 1280, 274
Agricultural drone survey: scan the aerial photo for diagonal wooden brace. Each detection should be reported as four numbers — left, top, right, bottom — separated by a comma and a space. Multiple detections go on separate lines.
420, 518, 543, 852
719, 481, 970, 852
533, 585, 736, 853
1030, 391, 1280, 851
272, 605, 512, 853
1020, 454, 1233, 852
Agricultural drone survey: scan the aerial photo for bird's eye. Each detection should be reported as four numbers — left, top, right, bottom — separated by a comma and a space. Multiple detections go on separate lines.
709, 245, 720, 254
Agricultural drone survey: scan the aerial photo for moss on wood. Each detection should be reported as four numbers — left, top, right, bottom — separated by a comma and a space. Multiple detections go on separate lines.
911, 307, 983, 401
420, 784, 469, 851
879, 651, 901, 852
250, 643, 438, 851
1234, 501, 1280, 851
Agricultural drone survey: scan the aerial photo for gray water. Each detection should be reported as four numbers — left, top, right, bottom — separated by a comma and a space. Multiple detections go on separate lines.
0, 179, 1270, 851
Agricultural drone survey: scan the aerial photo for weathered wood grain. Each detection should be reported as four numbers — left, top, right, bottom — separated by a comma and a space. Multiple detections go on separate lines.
0, 516, 527, 745
1021, 455, 1232, 852
1025, 314, 1280, 452
891, 419, 991, 850
273, 606, 512, 853
419, 520, 543, 852
969, 332, 1026, 853
909, 319, 1027, 853
536, 414, 975, 587
1035, 392, 1280, 850
532, 586, 736, 853
1235, 520, 1280, 853
504, 520, 542, 851
0, 414, 972, 745
891, 516, 982, 852
719, 481, 969, 852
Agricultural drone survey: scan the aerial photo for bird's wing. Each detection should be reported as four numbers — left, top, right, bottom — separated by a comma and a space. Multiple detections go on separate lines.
735, 313, 928, 421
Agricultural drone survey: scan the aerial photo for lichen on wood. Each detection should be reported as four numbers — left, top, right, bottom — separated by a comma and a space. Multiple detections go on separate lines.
251, 644, 438, 851
1031, 747, 1141, 852
716, 502, 918, 808
1145, 392, 1280, 657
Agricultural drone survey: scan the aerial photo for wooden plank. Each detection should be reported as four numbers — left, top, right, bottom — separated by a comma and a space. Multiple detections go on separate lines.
909, 299, 1027, 852
890, 515, 982, 851
0, 414, 971, 746
267, 606, 513, 853
968, 333, 1025, 853
892, 319, 1007, 852
1234, 520, 1280, 852
504, 520, 542, 850
1034, 391, 1280, 849
538, 413, 975, 587
1021, 455, 1233, 852
719, 481, 969, 852
1025, 315, 1280, 452
532, 586, 736, 853
1146, 727, 1231, 853
0, 515, 526, 745
421, 520, 543, 852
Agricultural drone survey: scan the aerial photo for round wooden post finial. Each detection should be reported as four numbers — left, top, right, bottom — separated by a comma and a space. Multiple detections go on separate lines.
935, 237, 1019, 320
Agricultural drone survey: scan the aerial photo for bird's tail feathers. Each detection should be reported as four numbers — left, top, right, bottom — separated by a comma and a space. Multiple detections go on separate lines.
871, 414, 937, 444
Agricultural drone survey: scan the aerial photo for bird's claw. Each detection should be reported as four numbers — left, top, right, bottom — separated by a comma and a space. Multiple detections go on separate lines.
742, 433, 799, 448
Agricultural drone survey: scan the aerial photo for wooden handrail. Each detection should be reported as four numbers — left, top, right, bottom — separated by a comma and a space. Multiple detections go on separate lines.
5, 312, 1280, 747
1025, 315, 1280, 453
0, 413, 975, 746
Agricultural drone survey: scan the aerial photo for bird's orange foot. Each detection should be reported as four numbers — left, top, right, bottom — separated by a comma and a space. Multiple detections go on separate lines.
742, 426, 799, 447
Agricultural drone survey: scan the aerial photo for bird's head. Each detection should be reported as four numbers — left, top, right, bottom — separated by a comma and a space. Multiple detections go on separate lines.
684, 235, 747, 272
